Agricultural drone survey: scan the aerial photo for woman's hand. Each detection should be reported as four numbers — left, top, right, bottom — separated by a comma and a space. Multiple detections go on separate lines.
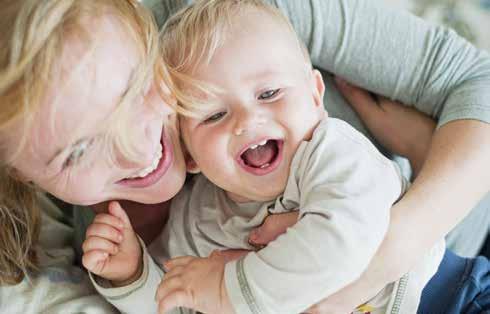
304, 80, 490, 313
335, 77, 436, 177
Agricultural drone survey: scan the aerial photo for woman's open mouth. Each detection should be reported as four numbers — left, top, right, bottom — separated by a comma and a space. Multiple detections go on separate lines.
236, 138, 283, 176
117, 128, 174, 188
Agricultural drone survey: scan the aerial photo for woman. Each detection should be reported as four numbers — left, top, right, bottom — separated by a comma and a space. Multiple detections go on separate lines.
0, 0, 489, 312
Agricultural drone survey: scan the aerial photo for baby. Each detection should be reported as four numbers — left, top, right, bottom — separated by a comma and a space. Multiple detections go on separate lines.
83, 1, 444, 313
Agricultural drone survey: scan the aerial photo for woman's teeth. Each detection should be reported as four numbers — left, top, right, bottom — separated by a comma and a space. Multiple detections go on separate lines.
127, 143, 163, 179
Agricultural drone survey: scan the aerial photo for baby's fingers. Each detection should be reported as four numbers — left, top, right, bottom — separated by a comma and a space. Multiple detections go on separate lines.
163, 256, 194, 270
108, 201, 133, 230
158, 290, 191, 314
156, 275, 185, 302
210, 249, 249, 263
85, 223, 123, 244
82, 250, 109, 274
82, 236, 119, 255
93, 213, 124, 230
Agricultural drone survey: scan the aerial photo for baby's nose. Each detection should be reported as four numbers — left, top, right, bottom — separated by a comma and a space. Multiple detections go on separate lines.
233, 113, 267, 136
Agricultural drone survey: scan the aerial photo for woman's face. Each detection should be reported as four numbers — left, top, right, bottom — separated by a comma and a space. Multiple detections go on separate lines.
8, 16, 186, 205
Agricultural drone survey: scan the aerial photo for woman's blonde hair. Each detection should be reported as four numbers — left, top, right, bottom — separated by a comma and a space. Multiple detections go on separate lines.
0, 0, 167, 285
160, 0, 309, 117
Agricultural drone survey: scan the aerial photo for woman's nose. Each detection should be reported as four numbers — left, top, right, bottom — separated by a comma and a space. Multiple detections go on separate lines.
115, 118, 162, 171
147, 82, 176, 119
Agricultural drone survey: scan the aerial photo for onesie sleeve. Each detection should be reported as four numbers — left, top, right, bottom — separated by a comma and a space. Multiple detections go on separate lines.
224, 120, 404, 314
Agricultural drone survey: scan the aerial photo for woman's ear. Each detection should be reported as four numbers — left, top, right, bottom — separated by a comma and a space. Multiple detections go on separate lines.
8, 167, 31, 183
311, 69, 326, 108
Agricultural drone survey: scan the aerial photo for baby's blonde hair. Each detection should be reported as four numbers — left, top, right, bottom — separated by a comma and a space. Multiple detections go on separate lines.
160, 0, 310, 116
0, 0, 167, 285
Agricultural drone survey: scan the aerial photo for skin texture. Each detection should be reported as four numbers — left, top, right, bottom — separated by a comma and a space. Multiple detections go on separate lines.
11, 7, 488, 314
180, 9, 325, 203
9, 15, 186, 207
84, 8, 327, 314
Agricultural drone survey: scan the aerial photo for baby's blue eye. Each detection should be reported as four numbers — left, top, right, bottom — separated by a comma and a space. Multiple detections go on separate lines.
258, 89, 280, 100
204, 111, 226, 124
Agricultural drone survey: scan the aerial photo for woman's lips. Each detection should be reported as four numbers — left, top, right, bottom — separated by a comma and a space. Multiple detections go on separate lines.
117, 129, 174, 188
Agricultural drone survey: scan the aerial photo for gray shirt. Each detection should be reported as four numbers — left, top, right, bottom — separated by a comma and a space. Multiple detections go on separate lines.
144, 0, 490, 132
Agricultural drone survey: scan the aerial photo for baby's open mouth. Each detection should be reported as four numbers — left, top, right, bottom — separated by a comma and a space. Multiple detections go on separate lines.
238, 139, 283, 175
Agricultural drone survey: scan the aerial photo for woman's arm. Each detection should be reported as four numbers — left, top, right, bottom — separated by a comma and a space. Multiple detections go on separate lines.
273, 0, 490, 125
272, 0, 490, 309
308, 83, 490, 313
333, 77, 437, 177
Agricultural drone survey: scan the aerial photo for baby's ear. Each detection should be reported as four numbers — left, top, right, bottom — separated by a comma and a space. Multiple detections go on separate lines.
183, 147, 201, 174
186, 156, 201, 174
311, 69, 325, 107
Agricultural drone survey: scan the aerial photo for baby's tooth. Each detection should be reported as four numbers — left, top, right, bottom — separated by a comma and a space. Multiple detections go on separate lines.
250, 144, 258, 150
258, 140, 267, 146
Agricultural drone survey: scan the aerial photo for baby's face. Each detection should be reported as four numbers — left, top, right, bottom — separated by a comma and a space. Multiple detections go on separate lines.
180, 10, 325, 203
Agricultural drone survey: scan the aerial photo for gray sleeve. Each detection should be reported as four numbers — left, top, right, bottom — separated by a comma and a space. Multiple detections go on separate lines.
146, 0, 490, 127
224, 120, 403, 314
268, 0, 490, 127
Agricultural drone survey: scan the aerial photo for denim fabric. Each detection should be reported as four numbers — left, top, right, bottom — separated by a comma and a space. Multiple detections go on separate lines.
418, 250, 490, 314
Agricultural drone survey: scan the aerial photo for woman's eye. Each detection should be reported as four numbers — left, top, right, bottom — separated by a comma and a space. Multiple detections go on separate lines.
62, 140, 91, 169
258, 89, 280, 100
203, 111, 226, 124
63, 149, 85, 169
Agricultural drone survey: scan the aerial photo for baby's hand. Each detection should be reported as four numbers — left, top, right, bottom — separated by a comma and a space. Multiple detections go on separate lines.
82, 201, 142, 285
248, 211, 299, 247
156, 253, 234, 314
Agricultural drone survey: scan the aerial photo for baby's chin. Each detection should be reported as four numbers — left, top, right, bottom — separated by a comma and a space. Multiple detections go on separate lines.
227, 185, 286, 203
